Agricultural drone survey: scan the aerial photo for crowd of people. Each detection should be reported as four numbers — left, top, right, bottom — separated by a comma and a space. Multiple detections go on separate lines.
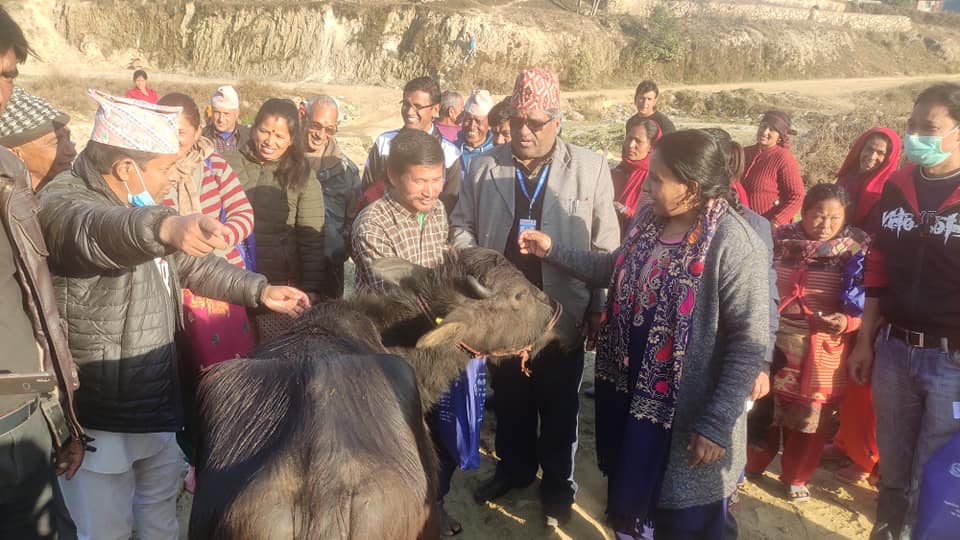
1, 6, 959, 540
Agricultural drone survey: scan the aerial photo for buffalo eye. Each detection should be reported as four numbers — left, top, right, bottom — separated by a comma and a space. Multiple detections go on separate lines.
514, 291, 525, 302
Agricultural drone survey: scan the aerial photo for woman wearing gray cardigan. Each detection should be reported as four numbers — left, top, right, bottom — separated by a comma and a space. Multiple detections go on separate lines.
520, 129, 769, 539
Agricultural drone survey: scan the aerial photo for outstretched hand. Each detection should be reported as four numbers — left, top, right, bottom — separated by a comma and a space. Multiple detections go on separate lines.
261, 285, 311, 317
158, 214, 229, 257
518, 230, 553, 258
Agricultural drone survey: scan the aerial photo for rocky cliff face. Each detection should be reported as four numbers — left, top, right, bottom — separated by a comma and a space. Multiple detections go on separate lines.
54, 0, 624, 90
52, 0, 960, 89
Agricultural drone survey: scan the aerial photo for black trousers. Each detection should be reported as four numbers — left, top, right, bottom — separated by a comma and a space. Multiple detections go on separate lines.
491, 343, 585, 507
426, 407, 458, 501
0, 408, 77, 540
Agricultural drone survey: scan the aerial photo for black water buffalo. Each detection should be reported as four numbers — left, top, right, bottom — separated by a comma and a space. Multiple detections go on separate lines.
189, 248, 561, 540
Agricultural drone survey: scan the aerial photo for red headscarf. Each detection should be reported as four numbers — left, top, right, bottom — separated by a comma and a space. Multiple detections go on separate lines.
835, 127, 902, 226
613, 121, 663, 217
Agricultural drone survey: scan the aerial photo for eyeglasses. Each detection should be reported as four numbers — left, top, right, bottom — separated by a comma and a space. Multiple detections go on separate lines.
307, 123, 337, 136
509, 115, 554, 133
400, 100, 437, 112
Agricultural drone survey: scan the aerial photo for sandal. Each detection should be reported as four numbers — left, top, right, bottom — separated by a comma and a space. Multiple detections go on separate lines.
835, 463, 870, 485
438, 503, 463, 537
788, 484, 810, 503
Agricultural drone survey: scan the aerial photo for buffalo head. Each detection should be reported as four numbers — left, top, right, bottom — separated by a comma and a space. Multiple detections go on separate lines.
370, 247, 560, 363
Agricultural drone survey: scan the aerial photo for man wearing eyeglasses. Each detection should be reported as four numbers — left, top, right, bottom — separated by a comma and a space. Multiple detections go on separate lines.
303, 94, 361, 298
0, 87, 76, 192
359, 76, 462, 215
450, 68, 619, 529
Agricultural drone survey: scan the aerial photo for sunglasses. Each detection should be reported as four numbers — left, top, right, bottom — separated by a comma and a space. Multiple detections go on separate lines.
307, 123, 337, 136
509, 115, 554, 132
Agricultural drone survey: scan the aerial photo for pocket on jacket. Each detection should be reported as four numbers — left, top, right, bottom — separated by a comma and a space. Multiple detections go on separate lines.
12, 194, 49, 257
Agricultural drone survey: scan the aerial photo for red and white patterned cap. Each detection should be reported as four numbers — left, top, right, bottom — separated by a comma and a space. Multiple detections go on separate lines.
88, 89, 181, 155
510, 69, 561, 112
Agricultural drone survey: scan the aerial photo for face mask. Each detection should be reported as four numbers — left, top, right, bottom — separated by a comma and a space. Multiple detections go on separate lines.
903, 125, 959, 168
123, 162, 157, 207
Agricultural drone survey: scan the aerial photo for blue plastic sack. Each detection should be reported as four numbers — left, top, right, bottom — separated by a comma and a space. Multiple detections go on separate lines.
435, 357, 486, 470
916, 430, 960, 540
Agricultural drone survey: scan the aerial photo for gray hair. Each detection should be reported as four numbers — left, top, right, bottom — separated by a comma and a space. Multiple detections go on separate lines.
306, 94, 339, 116
440, 91, 462, 112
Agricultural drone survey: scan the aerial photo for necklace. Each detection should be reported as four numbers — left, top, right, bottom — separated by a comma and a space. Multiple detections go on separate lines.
919, 166, 960, 181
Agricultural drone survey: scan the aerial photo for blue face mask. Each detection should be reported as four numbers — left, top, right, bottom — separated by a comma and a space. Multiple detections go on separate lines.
124, 162, 157, 207
903, 125, 959, 168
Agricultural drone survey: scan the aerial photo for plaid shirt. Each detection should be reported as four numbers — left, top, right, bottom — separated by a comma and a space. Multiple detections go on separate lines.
352, 191, 448, 291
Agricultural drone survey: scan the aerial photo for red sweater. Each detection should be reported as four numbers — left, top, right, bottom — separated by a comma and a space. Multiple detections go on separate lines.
125, 87, 159, 104
741, 144, 804, 226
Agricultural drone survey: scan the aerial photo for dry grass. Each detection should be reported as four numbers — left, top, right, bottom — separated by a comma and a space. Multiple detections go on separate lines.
22, 72, 313, 128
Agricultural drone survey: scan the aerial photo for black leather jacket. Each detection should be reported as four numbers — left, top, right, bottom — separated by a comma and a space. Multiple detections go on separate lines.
0, 148, 84, 447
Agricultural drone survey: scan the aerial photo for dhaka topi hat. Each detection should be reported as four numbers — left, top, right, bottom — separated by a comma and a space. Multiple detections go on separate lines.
510, 69, 561, 112
0, 87, 71, 148
211, 85, 239, 110
88, 89, 181, 155
463, 89, 494, 117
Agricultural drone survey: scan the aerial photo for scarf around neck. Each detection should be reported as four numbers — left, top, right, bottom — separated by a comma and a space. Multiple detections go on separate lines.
597, 198, 729, 429
171, 136, 215, 215
614, 155, 651, 216
774, 223, 867, 270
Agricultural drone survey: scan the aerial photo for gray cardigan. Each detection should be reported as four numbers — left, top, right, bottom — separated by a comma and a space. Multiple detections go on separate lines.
545, 211, 769, 508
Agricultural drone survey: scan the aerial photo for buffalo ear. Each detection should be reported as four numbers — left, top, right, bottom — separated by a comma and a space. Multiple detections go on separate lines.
416, 322, 467, 349
370, 258, 425, 286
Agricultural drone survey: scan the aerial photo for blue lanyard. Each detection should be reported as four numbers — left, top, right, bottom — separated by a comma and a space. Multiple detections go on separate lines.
516, 164, 550, 218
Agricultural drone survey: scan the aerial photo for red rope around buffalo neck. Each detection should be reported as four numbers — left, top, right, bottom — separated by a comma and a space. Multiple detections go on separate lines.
415, 294, 562, 377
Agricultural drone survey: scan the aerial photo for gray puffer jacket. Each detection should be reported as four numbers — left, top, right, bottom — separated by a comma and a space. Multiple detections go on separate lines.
37, 153, 268, 433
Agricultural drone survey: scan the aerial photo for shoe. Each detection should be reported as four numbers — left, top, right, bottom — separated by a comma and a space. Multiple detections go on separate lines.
473, 475, 517, 504
544, 502, 573, 528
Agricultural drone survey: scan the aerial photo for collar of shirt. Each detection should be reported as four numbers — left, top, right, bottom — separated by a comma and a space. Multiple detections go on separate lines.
512, 141, 558, 178
383, 191, 442, 225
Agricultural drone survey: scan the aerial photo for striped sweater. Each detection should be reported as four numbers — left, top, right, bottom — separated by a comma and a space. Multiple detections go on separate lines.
741, 144, 804, 226
164, 153, 254, 267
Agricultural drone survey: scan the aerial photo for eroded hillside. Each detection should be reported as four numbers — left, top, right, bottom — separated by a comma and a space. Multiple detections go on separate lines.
37, 0, 960, 90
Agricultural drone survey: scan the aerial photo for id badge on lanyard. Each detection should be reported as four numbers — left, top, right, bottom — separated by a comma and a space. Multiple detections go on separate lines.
517, 164, 550, 240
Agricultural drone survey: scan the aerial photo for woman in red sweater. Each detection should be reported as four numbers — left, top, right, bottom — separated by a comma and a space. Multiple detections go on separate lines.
742, 110, 805, 226
124, 69, 159, 104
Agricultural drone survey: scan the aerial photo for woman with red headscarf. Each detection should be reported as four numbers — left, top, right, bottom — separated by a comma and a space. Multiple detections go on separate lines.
835, 128, 902, 231
828, 128, 901, 485
611, 116, 661, 236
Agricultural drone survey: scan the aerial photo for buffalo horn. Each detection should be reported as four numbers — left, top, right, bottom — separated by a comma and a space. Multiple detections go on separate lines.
466, 275, 494, 299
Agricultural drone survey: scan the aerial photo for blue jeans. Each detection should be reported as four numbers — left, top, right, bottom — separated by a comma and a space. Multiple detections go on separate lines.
870, 328, 960, 540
